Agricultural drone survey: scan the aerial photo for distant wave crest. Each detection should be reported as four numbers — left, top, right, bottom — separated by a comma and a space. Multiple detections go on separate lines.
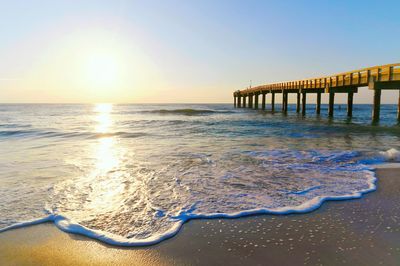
143, 109, 232, 116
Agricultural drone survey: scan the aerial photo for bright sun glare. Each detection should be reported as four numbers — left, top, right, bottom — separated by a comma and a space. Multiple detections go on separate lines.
85, 53, 119, 88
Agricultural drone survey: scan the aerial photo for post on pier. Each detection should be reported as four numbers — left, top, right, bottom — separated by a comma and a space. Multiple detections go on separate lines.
237, 95, 241, 108
234, 96, 236, 108
301, 92, 306, 116
282, 91, 288, 113
254, 93, 259, 109
243, 95, 247, 108
347, 92, 354, 117
262, 92, 266, 110
284, 92, 288, 113
316, 92, 321, 115
271, 92, 275, 112
248, 94, 253, 109
296, 92, 300, 113
328, 92, 335, 117
372, 89, 381, 122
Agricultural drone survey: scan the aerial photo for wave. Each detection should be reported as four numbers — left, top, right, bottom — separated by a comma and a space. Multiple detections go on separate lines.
142, 109, 233, 116
2, 148, 400, 247
379, 148, 400, 161
0, 130, 148, 139
0, 170, 376, 246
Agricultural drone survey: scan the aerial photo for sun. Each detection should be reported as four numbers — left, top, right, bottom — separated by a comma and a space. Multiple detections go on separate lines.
84, 53, 119, 88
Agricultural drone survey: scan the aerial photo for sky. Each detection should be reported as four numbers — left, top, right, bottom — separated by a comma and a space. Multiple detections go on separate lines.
0, 0, 399, 104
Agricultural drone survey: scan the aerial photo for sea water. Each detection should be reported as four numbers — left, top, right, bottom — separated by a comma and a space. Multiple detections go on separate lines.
0, 103, 399, 246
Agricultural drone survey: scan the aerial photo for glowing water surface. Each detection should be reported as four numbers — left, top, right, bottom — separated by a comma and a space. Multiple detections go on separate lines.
0, 103, 400, 245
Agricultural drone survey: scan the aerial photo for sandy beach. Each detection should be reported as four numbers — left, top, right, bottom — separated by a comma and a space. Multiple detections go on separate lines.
0, 168, 399, 265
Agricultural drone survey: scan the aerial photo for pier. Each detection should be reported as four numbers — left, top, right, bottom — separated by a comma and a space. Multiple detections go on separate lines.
233, 63, 400, 122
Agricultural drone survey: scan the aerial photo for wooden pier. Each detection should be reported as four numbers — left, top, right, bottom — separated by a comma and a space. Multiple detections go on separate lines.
233, 63, 400, 122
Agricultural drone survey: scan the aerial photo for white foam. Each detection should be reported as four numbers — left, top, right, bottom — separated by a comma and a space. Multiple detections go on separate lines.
0, 170, 377, 247
379, 148, 400, 161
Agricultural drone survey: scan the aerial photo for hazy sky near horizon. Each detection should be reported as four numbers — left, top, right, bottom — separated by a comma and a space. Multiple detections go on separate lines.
0, 0, 399, 103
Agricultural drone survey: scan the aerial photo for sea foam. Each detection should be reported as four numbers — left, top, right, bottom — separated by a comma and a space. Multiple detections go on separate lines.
0, 149, 381, 247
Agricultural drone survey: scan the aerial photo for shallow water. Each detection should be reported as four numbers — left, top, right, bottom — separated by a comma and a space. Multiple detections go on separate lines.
0, 103, 399, 245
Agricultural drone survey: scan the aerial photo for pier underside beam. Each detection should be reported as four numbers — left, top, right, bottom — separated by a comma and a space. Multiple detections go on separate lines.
325, 86, 358, 93
369, 80, 400, 90
301, 89, 324, 94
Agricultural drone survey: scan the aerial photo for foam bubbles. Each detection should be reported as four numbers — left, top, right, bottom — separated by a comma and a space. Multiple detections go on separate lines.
379, 148, 400, 161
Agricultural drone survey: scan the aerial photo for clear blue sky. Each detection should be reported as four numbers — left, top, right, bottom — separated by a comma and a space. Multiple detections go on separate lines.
0, 0, 399, 103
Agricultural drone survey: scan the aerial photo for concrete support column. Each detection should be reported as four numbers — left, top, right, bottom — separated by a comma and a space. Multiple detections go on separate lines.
243, 96, 247, 108
372, 89, 381, 122
296, 92, 300, 113
262, 93, 266, 110
347, 92, 354, 117
234, 96, 236, 108
254, 93, 259, 109
316, 92, 321, 115
271, 92, 275, 112
301, 92, 306, 116
328, 92, 335, 117
237, 96, 241, 108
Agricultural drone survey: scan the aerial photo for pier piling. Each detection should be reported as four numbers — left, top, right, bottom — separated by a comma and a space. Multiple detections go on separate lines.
271, 92, 275, 112
249, 94, 253, 109
281, 92, 285, 112
262, 93, 266, 110
328, 92, 335, 117
255, 93, 259, 109
301, 92, 306, 116
282, 92, 288, 113
347, 92, 354, 117
296, 92, 300, 113
372, 89, 381, 122
316, 92, 321, 114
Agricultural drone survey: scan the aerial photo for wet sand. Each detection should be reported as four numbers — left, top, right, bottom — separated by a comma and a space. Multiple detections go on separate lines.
1, 168, 399, 265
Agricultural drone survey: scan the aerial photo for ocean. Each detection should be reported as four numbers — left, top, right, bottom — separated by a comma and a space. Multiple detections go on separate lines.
0, 103, 399, 246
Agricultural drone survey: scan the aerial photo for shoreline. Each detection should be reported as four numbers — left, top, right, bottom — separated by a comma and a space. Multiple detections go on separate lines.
1, 168, 400, 265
